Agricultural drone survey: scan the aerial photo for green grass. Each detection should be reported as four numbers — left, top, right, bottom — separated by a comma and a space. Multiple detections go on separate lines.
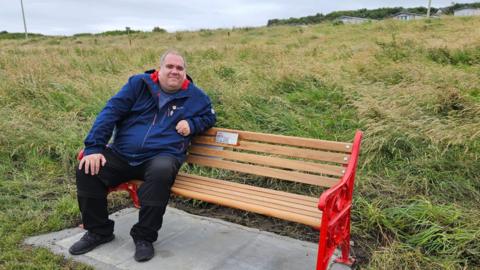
1, 16, 480, 269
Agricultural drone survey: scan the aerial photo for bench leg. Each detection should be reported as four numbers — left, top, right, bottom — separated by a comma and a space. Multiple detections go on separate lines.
316, 208, 355, 270
107, 182, 141, 208
126, 183, 140, 209
335, 216, 355, 266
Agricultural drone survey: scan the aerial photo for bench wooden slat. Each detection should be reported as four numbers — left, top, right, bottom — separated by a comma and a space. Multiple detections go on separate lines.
189, 145, 345, 177
175, 175, 320, 213
171, 186, 322, 228
204, 128, 352, 153
124, 174, 320, 205
177, 173, 318, 204
174, 182, 320, 218
193, 136, 350, 164
186, 156, 339, 187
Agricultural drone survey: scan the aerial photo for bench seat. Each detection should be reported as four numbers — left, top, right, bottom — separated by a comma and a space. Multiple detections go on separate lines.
173, 173, 322, 228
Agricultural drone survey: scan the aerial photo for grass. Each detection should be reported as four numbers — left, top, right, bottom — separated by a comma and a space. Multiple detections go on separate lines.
1, 16, 480, 269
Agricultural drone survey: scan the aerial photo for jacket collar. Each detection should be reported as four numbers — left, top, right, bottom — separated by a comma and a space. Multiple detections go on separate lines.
149, 70, 190, 91
142, 72, 192, 109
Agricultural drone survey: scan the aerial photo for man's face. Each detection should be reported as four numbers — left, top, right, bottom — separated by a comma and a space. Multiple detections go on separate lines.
158, 54, 186, 92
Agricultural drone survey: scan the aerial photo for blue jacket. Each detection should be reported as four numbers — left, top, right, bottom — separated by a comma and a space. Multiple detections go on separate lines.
83, 71, 216, 165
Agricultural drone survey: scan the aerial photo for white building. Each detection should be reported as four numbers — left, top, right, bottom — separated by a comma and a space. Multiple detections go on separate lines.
337, 16, 373, 24
454, 8, 480, 17
392, 12, 427, 20
435, 8, 448, 16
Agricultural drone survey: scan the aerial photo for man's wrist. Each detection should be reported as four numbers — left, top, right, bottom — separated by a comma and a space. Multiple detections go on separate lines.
186, 119, 195, 135
84, 146, 104, 156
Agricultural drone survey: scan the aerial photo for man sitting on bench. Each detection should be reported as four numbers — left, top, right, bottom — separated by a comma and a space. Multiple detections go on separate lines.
69, 49, 216, 262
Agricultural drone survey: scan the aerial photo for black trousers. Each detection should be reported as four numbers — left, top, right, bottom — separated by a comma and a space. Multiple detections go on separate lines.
76, 148, 181, 243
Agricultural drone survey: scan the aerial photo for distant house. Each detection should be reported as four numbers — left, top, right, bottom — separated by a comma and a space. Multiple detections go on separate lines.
454, 8, 480, 17
392, 12, 427, 20
337, 16, 373, 24
435, 8, 448, 16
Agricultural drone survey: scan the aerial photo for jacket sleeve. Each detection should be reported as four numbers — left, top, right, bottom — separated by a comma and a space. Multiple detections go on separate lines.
83, 76, 139, 155
186, 94, 216, 136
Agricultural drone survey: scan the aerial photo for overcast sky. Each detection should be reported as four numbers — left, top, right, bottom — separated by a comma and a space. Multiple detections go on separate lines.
1, 0, 478, 35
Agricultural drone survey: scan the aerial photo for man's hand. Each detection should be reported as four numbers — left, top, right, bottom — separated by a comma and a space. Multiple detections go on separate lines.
176, 120, 191, 136
79, 153, 107, 175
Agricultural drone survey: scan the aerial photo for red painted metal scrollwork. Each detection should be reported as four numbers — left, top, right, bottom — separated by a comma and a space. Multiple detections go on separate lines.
317, 131, 362, 270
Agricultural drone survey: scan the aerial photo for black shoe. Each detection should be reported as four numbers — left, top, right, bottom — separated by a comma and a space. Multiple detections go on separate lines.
69, 232, 114, 255
134, 240, 154, 262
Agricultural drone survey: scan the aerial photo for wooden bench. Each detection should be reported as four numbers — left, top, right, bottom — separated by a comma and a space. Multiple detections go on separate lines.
78, 127, 362, 270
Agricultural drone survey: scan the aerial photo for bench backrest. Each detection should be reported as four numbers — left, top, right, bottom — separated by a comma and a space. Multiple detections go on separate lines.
186, 128, 353, 188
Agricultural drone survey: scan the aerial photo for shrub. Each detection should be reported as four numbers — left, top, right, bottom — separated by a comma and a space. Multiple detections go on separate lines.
152, 27, 167, 33
428, 47, 480, 66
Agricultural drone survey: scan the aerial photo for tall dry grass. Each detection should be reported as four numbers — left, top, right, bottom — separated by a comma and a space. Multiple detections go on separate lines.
0, 16, 479, 269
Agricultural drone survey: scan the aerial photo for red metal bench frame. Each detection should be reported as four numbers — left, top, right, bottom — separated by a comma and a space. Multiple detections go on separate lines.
317, 131, 361, 269
77, 130, 362, 270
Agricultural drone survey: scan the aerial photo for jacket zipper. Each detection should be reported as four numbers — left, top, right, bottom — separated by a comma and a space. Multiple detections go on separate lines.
141, 112, 157, 149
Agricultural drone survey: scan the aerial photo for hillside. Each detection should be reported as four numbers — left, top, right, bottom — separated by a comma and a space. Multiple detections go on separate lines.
267, 2, 480, 26
0, 16, 479, 269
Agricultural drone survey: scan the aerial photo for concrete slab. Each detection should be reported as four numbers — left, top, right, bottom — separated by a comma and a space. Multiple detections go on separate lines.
25, 207, 349, 270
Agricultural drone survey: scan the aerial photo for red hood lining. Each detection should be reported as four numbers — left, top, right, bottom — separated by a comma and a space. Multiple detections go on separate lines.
150, 70, 189, 91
